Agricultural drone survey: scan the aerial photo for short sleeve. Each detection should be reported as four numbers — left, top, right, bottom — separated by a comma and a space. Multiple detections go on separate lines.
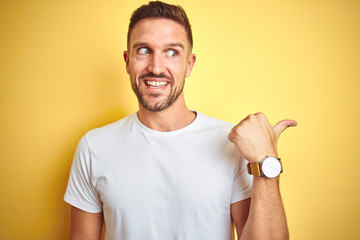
64, 135, 102, 213
231, 158, 253, 204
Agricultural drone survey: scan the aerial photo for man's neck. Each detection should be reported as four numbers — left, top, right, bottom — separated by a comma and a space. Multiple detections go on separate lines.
136, 96, 196, 132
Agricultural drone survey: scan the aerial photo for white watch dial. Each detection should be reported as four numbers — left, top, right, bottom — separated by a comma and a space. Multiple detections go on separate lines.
262, 157, 282, 178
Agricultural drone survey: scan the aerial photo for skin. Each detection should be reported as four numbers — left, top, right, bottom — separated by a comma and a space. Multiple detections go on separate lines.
228, 113, 297, 239
70, 207, 103, 240
124, 18, 197, 132
70, 17, 297, 240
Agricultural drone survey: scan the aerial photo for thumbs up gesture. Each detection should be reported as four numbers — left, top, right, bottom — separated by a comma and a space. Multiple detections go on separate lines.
227, 112, 297, 163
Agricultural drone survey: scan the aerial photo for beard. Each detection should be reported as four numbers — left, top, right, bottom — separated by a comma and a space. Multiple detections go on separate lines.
131, 73, 185, 112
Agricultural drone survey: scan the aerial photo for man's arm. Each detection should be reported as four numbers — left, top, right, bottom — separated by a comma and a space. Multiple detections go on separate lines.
230, 198, 251, 237
231, 178, 288, 240
70, 206, 104, 240
228, 112, 296, 240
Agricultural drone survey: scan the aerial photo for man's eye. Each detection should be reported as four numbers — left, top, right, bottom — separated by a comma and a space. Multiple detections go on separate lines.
138, 48, 150, 55
166, 49, 178, 57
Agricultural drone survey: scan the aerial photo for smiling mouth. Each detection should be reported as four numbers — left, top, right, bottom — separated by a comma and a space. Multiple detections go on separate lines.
145, 80, 168, 88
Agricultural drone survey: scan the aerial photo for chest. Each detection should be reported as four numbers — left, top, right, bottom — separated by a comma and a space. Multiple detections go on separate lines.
91, 137, 238, 215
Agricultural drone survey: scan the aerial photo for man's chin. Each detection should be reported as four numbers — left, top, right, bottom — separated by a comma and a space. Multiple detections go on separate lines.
136, 88, 183, 112
141, 102, 170, 112
138, 97, 169, 112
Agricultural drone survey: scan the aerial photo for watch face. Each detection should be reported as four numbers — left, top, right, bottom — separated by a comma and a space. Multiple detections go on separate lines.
262, 157, 282, 178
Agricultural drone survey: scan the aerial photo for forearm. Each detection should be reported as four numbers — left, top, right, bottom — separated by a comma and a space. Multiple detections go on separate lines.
228, 112, 296, 239
240, 176, 289, 240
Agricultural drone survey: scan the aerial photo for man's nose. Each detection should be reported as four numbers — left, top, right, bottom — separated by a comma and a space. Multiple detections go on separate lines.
147, 53, 165, 75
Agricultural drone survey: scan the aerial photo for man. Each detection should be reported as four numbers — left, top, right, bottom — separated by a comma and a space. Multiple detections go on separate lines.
64, 1, 297, 239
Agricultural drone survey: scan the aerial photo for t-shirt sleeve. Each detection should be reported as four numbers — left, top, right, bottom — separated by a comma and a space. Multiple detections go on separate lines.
231, 157, 253, 204
64, 135, 103, 213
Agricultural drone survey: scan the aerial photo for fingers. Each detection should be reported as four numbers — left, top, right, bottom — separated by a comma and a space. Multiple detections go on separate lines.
228, 113, 296, 163
273, 119, 297, 139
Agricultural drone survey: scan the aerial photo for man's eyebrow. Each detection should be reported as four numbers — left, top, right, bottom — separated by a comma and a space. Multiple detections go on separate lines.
165, 43, 184, 49
132, 42, 185, 50
132, 42, 148, 49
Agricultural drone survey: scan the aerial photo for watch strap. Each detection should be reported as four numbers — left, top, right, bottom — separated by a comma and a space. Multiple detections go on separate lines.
247, 162, 262, 176
247, 157, 283, 176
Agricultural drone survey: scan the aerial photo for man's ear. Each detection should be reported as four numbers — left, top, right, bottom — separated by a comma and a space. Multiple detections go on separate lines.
185, 54, 196, 78
123, 51, 130, 74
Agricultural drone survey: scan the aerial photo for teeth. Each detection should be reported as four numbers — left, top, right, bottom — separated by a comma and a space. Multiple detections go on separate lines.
146, 81, 167, 87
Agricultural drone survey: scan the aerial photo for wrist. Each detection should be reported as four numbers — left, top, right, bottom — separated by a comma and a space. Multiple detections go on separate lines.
248, 151, 279, 164
247, 156, 283, 178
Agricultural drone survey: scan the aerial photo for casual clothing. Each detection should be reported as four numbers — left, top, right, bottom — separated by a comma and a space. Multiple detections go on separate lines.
64, 112, 252, 240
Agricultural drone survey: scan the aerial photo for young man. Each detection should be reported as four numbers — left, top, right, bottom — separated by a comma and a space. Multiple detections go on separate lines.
64, 1, 296, 239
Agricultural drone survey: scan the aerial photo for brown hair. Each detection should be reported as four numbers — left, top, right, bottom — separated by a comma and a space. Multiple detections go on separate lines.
127, 1, 193, 50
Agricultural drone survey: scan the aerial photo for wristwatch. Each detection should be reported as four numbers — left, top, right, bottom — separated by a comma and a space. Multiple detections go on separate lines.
247, 156, 283, 178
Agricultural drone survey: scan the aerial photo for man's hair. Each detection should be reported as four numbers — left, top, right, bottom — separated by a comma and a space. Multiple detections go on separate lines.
127, 1, 193, 51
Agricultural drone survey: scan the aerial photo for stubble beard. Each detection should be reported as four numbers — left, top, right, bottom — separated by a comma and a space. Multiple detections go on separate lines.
131, 77, 185, 112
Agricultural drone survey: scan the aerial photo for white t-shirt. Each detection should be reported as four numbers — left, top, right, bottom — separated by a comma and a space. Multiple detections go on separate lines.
64, 112, 252, 240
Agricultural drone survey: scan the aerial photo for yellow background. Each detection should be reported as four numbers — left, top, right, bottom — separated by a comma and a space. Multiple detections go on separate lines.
1, 0, 359, 239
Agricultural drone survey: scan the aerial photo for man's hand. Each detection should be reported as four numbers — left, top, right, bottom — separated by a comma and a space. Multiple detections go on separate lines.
227, 112, 297, 163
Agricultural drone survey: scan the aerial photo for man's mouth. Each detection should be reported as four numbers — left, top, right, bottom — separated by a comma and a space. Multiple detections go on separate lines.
145, 80, 168, 88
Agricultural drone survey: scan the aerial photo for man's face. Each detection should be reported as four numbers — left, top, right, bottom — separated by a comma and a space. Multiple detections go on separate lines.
124, 18, 196, 112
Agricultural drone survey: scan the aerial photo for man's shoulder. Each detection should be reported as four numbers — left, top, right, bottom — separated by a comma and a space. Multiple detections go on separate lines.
197, 112, 235, 130
84, 113, 135, 140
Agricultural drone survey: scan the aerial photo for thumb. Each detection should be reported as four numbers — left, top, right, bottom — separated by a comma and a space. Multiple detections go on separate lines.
273, 119, 297, 139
